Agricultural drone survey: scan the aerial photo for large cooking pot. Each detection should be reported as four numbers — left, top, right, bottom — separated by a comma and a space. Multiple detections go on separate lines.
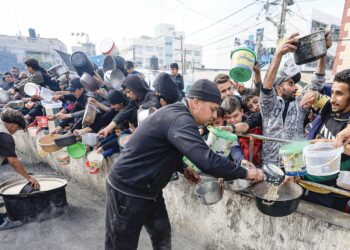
109, 69, 125, 89
80, 73, 100, 92
252, 181, 303, 217
71, 51, 95, 77
54, 134, 77, 147
103, 55, 116, 73
294, 30, 327, 65
48, 64, 67, 77
0, 175, 68, 221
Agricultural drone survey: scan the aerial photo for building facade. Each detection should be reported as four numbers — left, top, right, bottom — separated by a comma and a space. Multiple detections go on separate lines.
0, 29, 67, 72
119, 23, 202, 71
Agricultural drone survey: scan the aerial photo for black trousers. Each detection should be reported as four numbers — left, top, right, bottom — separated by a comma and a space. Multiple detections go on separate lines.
105, 183, 172, 250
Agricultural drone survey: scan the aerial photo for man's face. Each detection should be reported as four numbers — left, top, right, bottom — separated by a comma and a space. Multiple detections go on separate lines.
25, 65, 34, 74
170, 67, 178, 76
125, 88, 138, 100
246, 96, 260, 113
11, 69, 19, 78
279, 79, 298, 101
192, 99, 218, 126
330, 81, 350, 115
218, 81, 233, 100
4, 75, 14, 83
224, 109, 244, 124
127, 68, 133, 74
70, 88, 83, 98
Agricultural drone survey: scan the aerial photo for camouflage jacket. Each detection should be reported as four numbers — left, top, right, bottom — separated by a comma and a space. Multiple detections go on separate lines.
259, 73, 325, 165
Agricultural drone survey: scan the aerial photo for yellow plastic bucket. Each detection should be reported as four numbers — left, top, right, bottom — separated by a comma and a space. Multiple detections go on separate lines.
229, 48, 256, 82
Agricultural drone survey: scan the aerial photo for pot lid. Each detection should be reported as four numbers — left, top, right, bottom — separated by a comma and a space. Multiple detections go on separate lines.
207, 126, 237, 141
279, 141, 309, 155
0, 175, 68, 196
252, 181, 303, 201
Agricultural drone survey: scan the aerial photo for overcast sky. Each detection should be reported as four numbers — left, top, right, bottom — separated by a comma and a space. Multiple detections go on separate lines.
0, 0, 345, 68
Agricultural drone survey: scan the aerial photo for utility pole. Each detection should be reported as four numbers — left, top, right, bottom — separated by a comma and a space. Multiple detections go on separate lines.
132, 45, 135, 63
278, 0, 288, 40
180, 35, 185, 75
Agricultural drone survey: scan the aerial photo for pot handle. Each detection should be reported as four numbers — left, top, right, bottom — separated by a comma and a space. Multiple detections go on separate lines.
261, 200, 275, 206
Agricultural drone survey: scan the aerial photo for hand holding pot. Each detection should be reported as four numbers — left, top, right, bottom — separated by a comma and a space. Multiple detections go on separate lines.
28, 176, 40, 190
245, 168, 264, 183
277, 33, 299, 56
299, 90, 318, 108
282, 176, 301, 185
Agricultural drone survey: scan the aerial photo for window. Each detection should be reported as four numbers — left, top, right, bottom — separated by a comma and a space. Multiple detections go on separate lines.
165, 42, 172, 46
145, 46, 153, 52
186, 50, 192, 55
166, 53, 173, 57
156, 47, 163, 53
194, 51, 201, 57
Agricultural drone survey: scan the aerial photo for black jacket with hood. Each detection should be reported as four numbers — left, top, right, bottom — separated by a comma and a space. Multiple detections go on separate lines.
107, 99, 247, 199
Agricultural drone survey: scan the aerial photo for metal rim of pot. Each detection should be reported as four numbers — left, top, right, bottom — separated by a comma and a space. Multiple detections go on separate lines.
54, 134, 78, 147
80, 73, 100, 92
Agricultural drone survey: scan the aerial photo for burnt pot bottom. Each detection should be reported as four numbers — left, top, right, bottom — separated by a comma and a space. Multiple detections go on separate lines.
3, 188, 68, 221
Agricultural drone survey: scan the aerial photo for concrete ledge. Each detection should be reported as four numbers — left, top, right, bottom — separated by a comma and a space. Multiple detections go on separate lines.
14, 131, 350, 250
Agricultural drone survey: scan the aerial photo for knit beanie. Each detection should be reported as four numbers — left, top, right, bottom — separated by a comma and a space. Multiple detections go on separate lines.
186, 79, 221, 105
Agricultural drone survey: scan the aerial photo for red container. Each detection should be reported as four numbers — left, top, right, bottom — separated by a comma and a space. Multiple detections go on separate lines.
36, 116, 49, 128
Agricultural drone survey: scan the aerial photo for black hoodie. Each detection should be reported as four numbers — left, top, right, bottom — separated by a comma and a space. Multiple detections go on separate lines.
153, 73, 182, 104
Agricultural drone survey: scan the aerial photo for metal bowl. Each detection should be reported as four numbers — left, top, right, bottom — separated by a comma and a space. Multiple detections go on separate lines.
195, 181, 223, 205
225, 179, 251, 191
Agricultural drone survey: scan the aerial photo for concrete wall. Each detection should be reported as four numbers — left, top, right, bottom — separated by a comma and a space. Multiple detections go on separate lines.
14, 131, 350, 250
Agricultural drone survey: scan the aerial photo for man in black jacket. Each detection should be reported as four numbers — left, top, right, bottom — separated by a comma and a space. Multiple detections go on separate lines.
105, 79, 264, 250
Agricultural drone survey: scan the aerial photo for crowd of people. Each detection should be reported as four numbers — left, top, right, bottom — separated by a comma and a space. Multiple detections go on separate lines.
1, 32, 350, 248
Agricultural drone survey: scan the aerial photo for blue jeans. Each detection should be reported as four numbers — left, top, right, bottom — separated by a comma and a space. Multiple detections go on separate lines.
105, 183, 171, 250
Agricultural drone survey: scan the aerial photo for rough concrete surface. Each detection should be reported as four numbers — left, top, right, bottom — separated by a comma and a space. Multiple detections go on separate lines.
0, 156, 195, 250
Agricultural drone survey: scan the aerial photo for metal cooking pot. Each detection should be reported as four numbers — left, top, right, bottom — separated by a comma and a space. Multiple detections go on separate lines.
252, 181, 303, 217
195, 181, 223, 205
80, 73, 99, 92
103, 55, 116, 73
0, 175, 68, 221
262, 164, 285, 185
82, 133, 99, 146
294, 30, 327, 65
54, 134, 78, 147
0, 90, 10, 104
82, 103, 97, 126
109, 69, 125, 89
48, 64, 67, 77
71, 51, 95, 77
225, 179, 251, 191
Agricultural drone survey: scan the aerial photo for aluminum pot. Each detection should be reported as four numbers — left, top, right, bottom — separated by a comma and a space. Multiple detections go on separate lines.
71, 51, 95, 77
252, 181, 303, 217
102, 55, 116, 73
0, 90, 10, 104
82, 103, 97, 126
262, 164, 285, 185
48, 64, 66, 77
225, 179, 251, 191
195, 181, 223, 205
294, 30, 327, 65
0, 175, 68, 221
54, 134, 77, 147
82, 133, 99, 146
80, 73, 99, 92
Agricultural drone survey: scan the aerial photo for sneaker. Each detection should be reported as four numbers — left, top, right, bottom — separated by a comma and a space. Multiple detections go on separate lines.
0, 217, 22, 231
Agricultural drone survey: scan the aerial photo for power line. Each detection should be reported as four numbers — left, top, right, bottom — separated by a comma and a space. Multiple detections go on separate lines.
185, 1, 258, 38
174, 0, 215, 21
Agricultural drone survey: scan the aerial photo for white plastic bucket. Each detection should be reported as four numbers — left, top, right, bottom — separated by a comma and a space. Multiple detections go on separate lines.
87, 151, 104, 168
303, 142, 344, 176
27, 126, 38, 137
206, 127, 237, 157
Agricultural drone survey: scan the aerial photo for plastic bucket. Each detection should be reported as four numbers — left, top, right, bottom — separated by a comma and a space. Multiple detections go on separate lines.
303, 142, 344, 176
229, 48, 256, 82
67, 142, 86, 159
206, 126, 237, 156
87, 151, 103, 168
279, 141, 309, 176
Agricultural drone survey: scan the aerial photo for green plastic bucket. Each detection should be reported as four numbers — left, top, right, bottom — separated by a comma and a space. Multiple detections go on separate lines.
67, 142, 86, 159
279, 141, 309, 176
229, 48, 256, 82
206, 126, 237, 156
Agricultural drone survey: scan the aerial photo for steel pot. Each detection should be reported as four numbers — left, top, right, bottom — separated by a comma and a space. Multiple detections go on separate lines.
195, 181, 223, 205
0, 90, 10, 104
54, 134, 77, 147
294, 30, 327, 65
71, 51, 95, 77
109, 69, 125, 89
80, 73, 99, 92
0, 175, 68, 221
82, 133, 99, 146
252, 181, 303, 217
102, 55, 116, 73
48, 64, 66, 77
225, 179, 251, 191
262, 164, 285, 185
82, 103, 97, 126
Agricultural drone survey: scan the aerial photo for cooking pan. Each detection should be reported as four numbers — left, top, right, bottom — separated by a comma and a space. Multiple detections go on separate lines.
54, 134, 78, 147
71, 51, 95, 76
103, 55, 116, 73
0, 175, 68, 221
109, 69, 125, 89
80, 73, 99, 92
